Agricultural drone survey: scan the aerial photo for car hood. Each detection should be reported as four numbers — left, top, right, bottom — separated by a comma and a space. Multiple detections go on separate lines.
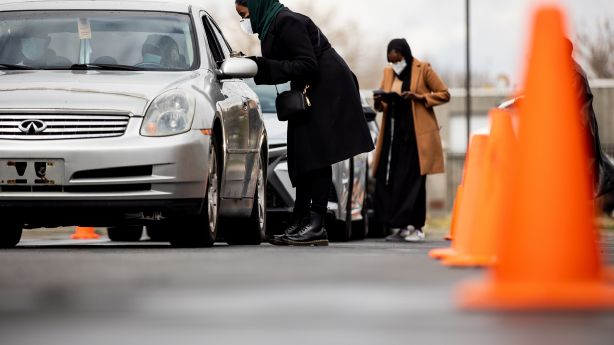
0, 70, 201, 115
262, 112, 287, 147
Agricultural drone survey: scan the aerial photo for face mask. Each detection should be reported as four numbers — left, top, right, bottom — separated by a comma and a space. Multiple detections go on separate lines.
240, 18, 254, 35
21, 38, 47, 61
143, 53, 162, 64
391, 59, 407, 76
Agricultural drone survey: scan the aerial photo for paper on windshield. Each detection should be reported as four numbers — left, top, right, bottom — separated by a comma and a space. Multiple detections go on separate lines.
78, 18, 92, 39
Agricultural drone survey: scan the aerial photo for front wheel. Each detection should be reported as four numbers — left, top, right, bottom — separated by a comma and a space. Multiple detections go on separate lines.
0, 223, 23, 248
169, 136, 220, 248
225, 152, 266, 246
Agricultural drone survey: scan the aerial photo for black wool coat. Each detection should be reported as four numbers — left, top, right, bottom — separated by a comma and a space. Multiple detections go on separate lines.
254, 9, 375, 183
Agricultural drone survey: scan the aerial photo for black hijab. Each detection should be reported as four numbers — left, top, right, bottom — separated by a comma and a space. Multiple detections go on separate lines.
387, 38, 414, 92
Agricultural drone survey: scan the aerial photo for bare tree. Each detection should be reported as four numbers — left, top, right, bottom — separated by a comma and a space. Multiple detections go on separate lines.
577, 18, 614, 79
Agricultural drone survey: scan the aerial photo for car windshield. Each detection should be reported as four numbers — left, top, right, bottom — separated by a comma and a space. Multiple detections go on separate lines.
248, 80, 290, 114
0, 11, 197, 71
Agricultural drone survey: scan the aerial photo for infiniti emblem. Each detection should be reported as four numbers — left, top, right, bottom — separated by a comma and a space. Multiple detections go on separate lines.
18, 120, 48, 134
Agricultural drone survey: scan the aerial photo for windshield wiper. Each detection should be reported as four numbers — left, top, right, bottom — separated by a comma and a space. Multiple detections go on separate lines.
0, 64, 36, 70
69, 63, 143, 71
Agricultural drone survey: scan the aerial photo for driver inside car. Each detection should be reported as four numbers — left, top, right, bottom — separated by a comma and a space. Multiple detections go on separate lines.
18, 31, 70, 67
141, 34, 183, 69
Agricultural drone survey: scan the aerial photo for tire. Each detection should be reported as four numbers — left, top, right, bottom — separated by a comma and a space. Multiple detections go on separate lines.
169, 136, 220, 248
225, 151, 266, 246
107, 226, 143, 242
0, 223, 23, 248
146, 225, 169, 242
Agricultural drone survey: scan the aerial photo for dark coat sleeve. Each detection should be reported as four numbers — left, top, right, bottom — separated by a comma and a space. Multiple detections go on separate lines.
254, 14, 319, 85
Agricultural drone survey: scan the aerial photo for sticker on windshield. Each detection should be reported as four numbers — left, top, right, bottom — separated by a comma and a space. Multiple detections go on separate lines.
78, 18, 92, 39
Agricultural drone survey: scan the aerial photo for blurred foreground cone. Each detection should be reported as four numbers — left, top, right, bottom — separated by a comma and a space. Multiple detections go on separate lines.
443, 110, 517, 267
458, 6, 614, 310
71, 226, 100, 240
429, 135, 488, 260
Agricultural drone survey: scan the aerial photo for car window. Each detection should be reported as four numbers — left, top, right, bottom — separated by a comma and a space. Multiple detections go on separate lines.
206, 16, 232, 59
202, 16, 224, 67
247, 80, 291, 114
0, 11, 197, 71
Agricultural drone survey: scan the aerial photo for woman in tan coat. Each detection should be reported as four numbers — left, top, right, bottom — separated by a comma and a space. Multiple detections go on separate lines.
373, 39, 450, 242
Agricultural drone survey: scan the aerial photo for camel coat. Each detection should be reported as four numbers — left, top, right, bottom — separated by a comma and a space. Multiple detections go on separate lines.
373, 59, 450, 176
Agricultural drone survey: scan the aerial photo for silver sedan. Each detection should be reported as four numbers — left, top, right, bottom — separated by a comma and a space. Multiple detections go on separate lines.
0, 0, 267, 248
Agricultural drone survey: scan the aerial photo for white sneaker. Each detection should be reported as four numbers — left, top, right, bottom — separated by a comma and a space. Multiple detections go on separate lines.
404, 229, 425, 243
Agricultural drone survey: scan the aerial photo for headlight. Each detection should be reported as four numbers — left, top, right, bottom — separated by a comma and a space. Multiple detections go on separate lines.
141, 90, 196, 137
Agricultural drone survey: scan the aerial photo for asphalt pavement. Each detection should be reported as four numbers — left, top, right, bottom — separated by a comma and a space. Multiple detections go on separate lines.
0, 228, 613, 345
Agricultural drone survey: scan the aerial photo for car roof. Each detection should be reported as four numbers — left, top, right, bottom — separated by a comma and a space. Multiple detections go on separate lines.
0, 0, 197, 13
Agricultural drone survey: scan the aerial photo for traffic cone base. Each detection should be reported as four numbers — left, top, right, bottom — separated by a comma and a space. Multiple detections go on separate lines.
429, 248, 457, 260
71, 227, 100, 240
458, 277, 614, 310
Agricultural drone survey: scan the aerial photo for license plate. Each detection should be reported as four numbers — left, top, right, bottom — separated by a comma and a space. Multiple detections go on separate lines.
0, 159, 65, 186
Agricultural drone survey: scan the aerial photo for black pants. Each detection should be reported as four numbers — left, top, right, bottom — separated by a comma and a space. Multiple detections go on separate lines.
294, 166, 332, 216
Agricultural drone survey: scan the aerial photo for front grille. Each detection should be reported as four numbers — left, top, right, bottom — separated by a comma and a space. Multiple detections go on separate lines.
0, 113, 130, 140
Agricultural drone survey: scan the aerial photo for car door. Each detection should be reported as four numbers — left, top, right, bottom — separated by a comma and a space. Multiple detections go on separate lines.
202, 14, 263, 204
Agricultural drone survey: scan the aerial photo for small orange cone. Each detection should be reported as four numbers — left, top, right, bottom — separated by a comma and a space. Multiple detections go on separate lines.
429, 135, 489, 260
71, 226, 100, 240
443, 109, 516, 267
458, 6, 614, 310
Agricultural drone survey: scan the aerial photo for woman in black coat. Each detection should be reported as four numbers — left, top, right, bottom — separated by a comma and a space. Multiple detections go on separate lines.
235, 0, 374, 246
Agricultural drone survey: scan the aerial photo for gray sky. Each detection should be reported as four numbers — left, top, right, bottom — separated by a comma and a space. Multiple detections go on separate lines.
211, 0, 614, 86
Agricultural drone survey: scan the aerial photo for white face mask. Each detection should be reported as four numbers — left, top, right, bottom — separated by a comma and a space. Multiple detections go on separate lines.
391, 59, 407, 75
240, 18, 254, 35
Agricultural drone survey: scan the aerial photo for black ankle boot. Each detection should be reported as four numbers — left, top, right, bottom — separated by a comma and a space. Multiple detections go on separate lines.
269, 212, 308, 246
284, 211, 329, 247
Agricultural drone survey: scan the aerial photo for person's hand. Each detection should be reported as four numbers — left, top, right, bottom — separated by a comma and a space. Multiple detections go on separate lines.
373, 95, 384, 111
245, 56, 261, 66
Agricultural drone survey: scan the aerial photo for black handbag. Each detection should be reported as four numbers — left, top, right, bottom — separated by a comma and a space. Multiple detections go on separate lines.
275, 85, 312, 122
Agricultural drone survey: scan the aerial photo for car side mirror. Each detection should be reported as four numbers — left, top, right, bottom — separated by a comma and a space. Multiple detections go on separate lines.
363, 106, 377, 122
218, 58, 257, 80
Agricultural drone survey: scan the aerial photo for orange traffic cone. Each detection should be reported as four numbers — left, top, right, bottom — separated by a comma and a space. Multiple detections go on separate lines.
429, 135, 489, 260
458, 6, 614, 310
444, 184, 464, 241
71, 226, 100, 240
444, 147, 472, 242
443, 109, 516, 267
